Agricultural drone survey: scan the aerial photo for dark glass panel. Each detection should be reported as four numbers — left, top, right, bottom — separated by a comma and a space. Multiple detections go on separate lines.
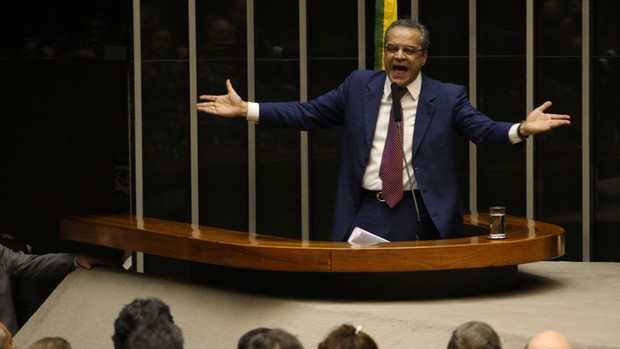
254, 0, 300, 60
535, 0, 582, 261
534, 57, 582, 261
476, 1, 527, 217
476, 57, 527, 217
141, 60, 191, 223
196, 0, 249, 231
1, 0, 128, 256
592, 0, 620, 261
255, 0, 301, 238
477, 0, 525, 56
536, 0, 582, 56
1, 0, 128, 60
141, 1, 191, 223
420, 0, 469, 57
307, 0, 358, 240
141, 0, 188, 61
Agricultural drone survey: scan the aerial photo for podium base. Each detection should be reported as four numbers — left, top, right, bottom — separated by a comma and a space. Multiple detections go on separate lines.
189, 264, 519, 300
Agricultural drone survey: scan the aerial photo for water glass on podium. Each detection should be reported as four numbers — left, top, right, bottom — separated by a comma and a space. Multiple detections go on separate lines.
487, 206, 506, 239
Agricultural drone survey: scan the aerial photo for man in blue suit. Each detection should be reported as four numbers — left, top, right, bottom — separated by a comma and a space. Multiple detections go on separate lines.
197, 19, 570, 242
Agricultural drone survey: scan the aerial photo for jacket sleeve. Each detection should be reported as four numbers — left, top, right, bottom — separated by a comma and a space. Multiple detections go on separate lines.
1, 244, 75, 281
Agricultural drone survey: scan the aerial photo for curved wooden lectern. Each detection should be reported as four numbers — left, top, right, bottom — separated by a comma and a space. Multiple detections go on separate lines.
60, 214, 564, 298
60, 213, 564, 272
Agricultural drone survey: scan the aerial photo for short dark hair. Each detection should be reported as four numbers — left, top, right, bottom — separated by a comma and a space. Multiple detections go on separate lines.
126, 322, 183, 349
112, 298, 175, 349
238, 327, 271, 349
247, 328, 304, 349
318, 324, 378, 349
384, 18, 431, 51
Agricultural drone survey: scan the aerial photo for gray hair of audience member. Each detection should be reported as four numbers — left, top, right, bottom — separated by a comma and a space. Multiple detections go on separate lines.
112, 297, 175, 349
238, 327, 271, 349
447, 321, 502, 349
27, 337, 72, 349
126, 321, 183, 349
384, 18, 431, 51
247, 328, 304, 349
318, 324, 378, 349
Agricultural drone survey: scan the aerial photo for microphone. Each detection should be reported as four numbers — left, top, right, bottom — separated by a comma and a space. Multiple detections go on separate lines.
390, 83, 402, 122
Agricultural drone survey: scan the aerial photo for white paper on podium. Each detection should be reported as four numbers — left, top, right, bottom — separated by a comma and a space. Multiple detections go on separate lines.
347, 227, 390, 243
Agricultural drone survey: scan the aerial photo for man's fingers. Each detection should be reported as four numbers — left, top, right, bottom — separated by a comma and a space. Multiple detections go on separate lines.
225, 79, 236, 95
537, 101, 553, 112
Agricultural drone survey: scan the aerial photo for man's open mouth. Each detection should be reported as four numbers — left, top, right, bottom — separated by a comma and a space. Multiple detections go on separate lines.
393, 65, 408, 73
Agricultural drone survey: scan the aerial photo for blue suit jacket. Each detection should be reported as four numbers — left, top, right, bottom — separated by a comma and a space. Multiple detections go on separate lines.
259, 70, 515, 241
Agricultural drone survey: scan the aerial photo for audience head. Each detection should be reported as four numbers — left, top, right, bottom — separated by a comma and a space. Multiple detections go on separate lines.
447, 321, 502, 349
27, 337, 71, 349
318, 324, 378, 349
245, 328, 304, 349
238, 327, 271, 349
0, 322, 16, 349
525, 330, 573, 349
112, 297, 175, 349
126, 321, 183, 349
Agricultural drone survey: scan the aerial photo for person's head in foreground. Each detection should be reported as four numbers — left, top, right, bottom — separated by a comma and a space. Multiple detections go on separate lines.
447, 321, 502, 349
525, 330, 573, 349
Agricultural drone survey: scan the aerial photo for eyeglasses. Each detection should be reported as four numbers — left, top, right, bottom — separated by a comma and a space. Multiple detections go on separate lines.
384, 44, 426, 55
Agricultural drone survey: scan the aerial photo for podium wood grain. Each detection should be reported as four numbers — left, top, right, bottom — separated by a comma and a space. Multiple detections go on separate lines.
60, 213, 564, 272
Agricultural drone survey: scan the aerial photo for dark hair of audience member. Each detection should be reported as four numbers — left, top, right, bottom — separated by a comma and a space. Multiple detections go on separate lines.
112, 297, 175, 349
238, 327, 271, 349
447, 321, 502, 349
318, 324, 378, 349
247, 328, 304, 349
27, 337, 72, 349
126, 321, 183, 349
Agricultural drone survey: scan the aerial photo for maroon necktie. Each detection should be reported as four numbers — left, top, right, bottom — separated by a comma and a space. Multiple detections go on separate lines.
379, 87, 408, 208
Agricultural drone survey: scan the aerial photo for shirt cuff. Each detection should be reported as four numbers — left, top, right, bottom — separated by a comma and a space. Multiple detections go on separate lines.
246, 102, 260, 123
509, 123, 523, 144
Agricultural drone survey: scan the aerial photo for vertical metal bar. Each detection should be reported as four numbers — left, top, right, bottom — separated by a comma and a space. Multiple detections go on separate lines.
526, 0, 535, 219
468, 0, 478, 213
582, 0, 591, 261
132, 0, 144, 273
299, 0, 310, 240
132, 0, 143, 220
411, 0, 419, 20
188, 0, 199, 225
247, 0, 257, 234
358, 0, 365, 69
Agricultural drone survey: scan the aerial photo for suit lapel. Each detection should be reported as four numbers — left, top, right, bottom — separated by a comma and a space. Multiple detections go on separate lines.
413, 76, 437, 157
363, 73, 386, 150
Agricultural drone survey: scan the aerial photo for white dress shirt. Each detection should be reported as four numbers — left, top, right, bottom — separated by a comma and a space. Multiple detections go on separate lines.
361, 75, 422, 191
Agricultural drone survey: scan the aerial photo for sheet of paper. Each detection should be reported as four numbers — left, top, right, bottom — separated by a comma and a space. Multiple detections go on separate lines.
347, 227, 390, 243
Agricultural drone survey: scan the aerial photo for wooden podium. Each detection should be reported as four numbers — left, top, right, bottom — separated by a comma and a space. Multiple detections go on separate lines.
60, 213, 564, 298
